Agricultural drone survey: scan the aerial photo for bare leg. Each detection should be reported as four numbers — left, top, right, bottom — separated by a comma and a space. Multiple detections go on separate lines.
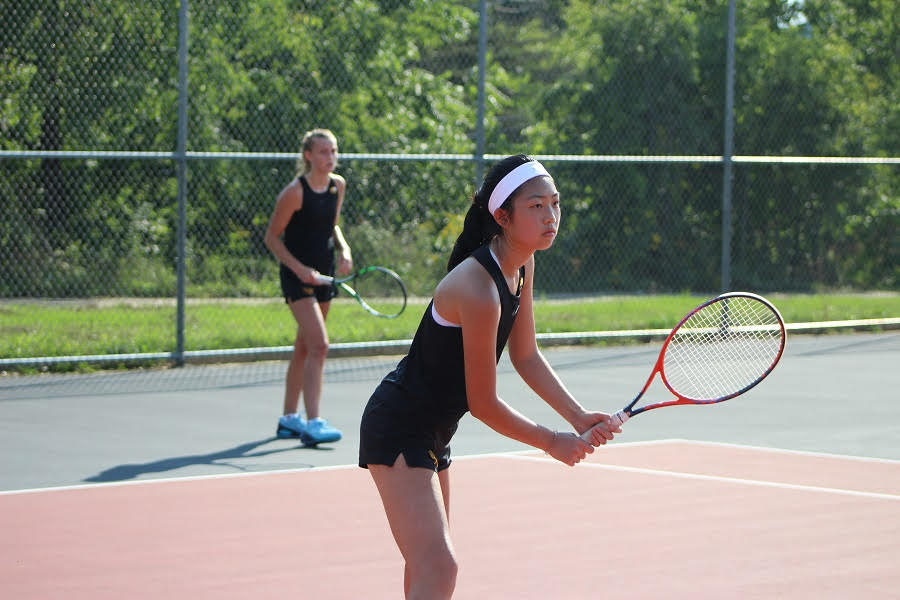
404, 467, 451, 595
283, 298, 330, 418
370, 456, 457, 600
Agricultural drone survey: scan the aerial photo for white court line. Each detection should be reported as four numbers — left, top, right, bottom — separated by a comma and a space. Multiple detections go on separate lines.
0, 447, 545, 496
506, 453, 900, 501
2, 439, 896, 498
0, 441, 678, 496
663, 438, 900, 465
0, 463, 356, 496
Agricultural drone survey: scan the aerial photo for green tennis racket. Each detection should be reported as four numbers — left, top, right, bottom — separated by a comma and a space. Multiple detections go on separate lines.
315, 266, 407, 319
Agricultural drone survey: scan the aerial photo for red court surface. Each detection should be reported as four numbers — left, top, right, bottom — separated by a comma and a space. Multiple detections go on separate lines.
3, 440, 898, 599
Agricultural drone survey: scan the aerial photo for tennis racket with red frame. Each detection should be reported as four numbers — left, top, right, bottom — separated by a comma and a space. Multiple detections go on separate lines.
584, 292, 786, 438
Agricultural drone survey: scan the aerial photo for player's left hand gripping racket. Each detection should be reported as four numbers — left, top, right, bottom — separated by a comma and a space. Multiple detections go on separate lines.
314, 266, 407, 319
584, 292, 786, 440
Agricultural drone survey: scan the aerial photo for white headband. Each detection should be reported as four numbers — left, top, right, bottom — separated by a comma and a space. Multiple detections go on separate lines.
487, 160, 550, 215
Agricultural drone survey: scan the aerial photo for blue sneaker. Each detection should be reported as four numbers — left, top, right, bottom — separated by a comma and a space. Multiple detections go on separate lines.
303, 417, 342, 445
276, 413, 307, 439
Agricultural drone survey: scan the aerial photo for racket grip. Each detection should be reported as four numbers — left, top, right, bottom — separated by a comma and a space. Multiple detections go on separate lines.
312, 273, 334, 286
581, 410, 629, 443
609, 410, 629, 429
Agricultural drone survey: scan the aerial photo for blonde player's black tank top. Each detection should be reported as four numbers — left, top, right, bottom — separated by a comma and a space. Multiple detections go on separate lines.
282, 175, 337, 273
382, 243, 525, 426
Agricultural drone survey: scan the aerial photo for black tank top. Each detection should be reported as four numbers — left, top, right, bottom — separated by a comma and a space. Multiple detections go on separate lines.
282, 175, 337, 272
383, 243, 525, 426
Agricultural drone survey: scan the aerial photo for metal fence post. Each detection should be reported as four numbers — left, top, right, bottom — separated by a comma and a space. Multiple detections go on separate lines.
720, 0, 737, 293
474, 0, 488, 189
175, 0, 189, 366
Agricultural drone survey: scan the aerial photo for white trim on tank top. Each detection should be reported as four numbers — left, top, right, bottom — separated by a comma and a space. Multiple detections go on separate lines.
430, 248, 504, 328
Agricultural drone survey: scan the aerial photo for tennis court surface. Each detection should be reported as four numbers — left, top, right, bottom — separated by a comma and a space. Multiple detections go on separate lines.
2, 441, 898, 599
2, 333, 898, 598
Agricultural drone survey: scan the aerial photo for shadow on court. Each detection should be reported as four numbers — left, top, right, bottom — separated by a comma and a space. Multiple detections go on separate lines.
82, 437, 332, 483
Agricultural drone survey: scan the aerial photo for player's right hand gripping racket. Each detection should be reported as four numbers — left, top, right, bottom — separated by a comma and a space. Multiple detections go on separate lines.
584, 292, 786, 438
314, 266, 407, 319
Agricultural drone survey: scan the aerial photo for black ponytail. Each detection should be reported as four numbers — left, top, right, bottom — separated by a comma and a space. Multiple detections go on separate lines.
447, 154, 534, 271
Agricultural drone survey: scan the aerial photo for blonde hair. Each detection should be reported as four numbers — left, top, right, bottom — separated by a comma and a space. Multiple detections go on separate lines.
295, 128, 338, 176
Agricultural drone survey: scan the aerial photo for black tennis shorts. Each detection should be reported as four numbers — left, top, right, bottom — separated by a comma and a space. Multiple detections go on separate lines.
358, 380, 457, 473
280, 265, 337, 304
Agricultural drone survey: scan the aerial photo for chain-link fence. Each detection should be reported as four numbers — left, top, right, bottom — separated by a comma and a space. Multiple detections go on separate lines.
2, 0, 897, 366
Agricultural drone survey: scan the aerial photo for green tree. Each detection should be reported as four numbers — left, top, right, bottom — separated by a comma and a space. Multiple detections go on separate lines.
731, 0, 897, 289
1, 0, 894, 299
181, 0, 480, 295
1, 0, 177, 296
487, 0, 723, 291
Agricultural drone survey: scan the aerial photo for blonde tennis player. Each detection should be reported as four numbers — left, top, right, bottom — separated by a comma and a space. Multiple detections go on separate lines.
264, 128, 352, 445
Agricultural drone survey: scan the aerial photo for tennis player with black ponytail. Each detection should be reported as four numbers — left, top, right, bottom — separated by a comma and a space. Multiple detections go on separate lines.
358, 154, 620, 599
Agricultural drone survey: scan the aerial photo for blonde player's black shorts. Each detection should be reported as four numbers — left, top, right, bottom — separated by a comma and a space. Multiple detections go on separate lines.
358, 381, 457, 473
280, 265, 337, 304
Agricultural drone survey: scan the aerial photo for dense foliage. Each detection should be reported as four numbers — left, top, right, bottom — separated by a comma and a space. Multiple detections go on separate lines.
2, 0, 896, 298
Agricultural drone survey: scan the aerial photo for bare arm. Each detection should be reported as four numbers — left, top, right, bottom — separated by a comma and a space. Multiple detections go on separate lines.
507, 258, 619, 442
507, 258, 584, 425
438, 261, 592, 466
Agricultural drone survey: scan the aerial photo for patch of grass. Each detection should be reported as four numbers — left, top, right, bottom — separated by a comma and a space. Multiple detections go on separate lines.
533, 293, 900, 332
2, 293, 897, 373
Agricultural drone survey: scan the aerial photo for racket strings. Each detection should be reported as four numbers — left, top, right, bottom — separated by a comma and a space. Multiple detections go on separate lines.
663, 297, 783, 401
349, 268, 406, 318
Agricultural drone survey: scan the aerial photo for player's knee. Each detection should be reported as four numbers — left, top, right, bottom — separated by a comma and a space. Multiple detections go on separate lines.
306, 338, 329, 359
436, 550, 458, 585
412, 548, 457, 596
441, 555, 459, 593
